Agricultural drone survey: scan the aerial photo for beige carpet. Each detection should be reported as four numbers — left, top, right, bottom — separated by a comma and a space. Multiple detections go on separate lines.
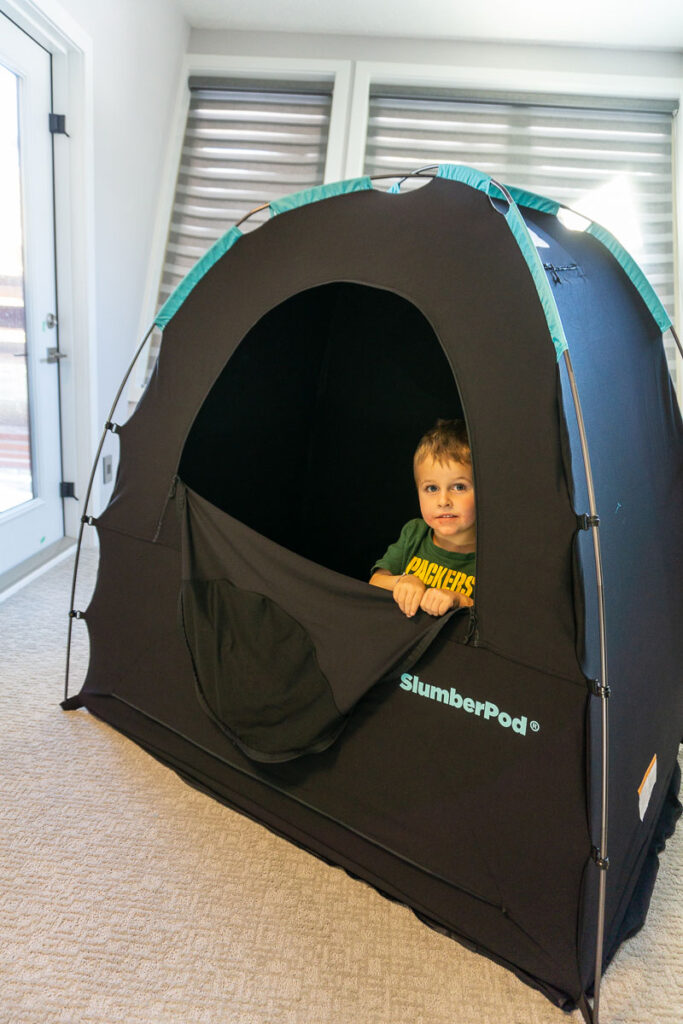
1, 551, 681, 1024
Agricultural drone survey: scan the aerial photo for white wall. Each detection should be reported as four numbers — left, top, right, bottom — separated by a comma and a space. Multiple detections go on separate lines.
188, 28, 683, 79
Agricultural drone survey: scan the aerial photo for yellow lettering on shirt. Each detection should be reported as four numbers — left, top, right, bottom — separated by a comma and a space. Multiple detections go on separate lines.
404, 555, 476, 596
423, 563, 438, 586
451, 571, 466, 593
433, 566, 447, 589
413, 559, 429, 582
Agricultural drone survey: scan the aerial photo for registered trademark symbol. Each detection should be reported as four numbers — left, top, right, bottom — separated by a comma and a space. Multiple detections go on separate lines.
530, 721, 540, 732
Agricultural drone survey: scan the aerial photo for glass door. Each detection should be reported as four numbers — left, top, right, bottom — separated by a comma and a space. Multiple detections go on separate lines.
0, 12, 63, 578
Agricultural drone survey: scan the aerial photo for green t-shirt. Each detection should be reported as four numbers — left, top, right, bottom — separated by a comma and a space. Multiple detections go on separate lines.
372, 518, 476, 599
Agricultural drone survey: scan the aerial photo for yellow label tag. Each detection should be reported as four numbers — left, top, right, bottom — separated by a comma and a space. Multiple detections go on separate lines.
638, 754, 657, 821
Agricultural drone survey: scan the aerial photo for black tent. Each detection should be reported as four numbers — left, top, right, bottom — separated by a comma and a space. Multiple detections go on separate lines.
63, 165, 682, 1023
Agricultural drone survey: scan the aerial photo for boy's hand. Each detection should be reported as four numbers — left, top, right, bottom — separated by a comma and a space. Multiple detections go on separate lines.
420, 588, 473, 617
392, 574, 426, 618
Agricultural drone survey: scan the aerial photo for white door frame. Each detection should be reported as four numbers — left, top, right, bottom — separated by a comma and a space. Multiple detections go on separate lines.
0, 0, 98, 552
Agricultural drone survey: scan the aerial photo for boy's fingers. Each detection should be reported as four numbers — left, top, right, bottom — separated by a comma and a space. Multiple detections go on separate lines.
394, 584, 414, 617
395, 579, 423, 617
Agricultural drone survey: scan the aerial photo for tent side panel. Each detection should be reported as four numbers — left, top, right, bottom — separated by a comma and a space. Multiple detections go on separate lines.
519, 208, 683, 986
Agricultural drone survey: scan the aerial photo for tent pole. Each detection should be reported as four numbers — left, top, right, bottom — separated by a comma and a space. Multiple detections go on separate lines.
669, 324, 683, 359
578, 993, 595, 1024
562, 349, 610, 1024
63, 323, 156, 704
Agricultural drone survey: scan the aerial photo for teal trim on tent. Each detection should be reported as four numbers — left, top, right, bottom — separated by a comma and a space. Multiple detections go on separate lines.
436, 163, 492, 194
506, 186, 561, 217
270, 177, 373, 217
433, 167, 569, 360
505, 183, 670, 335
154, 164, 670, 342
502, 201, 569, 360
155, 226, 243, 329
586, 222, 672, 333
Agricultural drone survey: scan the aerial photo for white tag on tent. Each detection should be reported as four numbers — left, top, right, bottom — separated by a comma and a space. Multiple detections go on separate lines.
638, 754, 657, 821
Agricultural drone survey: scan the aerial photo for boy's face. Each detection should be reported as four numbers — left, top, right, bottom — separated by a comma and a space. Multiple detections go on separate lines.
415, 455, 476, 552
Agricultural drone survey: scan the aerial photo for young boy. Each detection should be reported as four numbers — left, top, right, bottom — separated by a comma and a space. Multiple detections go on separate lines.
369, 419, 476, 618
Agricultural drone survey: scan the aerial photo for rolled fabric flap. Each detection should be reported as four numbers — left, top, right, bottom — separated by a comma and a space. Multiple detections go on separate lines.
177, 480, 464, 761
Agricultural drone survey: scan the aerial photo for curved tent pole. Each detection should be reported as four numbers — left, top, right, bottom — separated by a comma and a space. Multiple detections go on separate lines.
63, 323, 156, 704
492, 176, 611, 1022
233, 171, 442, 229
563, 350, 610, 1024
670, 323, 683, 360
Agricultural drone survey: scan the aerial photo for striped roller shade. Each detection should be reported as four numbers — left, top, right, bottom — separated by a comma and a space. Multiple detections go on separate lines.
364, 87, 678, 372
145, 77, 333, 380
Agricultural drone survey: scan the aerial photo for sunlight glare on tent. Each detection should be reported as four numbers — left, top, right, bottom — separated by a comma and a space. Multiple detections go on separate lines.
571, 173, 644, 256
528, 229, 550, 249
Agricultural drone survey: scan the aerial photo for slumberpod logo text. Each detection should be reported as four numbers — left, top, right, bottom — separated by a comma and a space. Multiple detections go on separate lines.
399, 673, 539, 736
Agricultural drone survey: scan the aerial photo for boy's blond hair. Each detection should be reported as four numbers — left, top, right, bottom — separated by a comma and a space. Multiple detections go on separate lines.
413, 418, 471, 474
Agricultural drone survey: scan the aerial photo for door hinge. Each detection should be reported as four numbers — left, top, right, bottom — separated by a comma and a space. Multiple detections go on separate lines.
48, 113, 70, 137
60, 481, 78, 499
41, 346, 67, 364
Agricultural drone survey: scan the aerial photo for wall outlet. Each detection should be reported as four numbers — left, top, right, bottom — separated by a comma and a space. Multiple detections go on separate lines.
102, 454, 113, 484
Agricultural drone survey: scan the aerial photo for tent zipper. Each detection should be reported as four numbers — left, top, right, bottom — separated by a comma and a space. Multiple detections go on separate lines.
464, 607, 479, 645
152, 474, 180, 542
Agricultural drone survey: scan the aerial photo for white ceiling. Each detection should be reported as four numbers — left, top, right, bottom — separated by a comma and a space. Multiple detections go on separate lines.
178, 0, 683, 50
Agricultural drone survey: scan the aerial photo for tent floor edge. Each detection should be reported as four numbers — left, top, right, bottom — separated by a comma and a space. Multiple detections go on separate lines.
80, 693, 585, 1015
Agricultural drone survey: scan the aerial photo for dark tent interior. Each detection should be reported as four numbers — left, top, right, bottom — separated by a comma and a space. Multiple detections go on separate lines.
179, 282, 466, 581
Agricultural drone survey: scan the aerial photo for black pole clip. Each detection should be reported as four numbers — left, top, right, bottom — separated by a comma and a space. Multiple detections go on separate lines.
578, 513, 600, 530
588, 678, 611, 699
61, 694, 84, 711
81, 514, 96, 526
591, 847, 610, 870
69, 609, 85, 620
105, 421, 120, 434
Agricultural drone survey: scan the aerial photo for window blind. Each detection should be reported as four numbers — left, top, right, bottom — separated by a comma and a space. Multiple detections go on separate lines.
145, 78, 333, 381
364, 88, 678, 371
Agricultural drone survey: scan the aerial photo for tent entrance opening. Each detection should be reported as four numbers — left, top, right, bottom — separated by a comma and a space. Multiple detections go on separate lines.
179, 282, 465, 581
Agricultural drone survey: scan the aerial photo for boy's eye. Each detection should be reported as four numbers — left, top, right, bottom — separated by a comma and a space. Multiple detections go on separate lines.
452, 483, 468, 492
424, 484, 438, 493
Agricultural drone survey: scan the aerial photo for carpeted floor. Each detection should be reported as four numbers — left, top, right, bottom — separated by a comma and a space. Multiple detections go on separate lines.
0, 550, 681, 1024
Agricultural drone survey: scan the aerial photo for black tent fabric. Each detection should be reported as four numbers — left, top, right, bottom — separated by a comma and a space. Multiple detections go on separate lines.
179, 480, 463, 761
63, 166, 682, 1019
